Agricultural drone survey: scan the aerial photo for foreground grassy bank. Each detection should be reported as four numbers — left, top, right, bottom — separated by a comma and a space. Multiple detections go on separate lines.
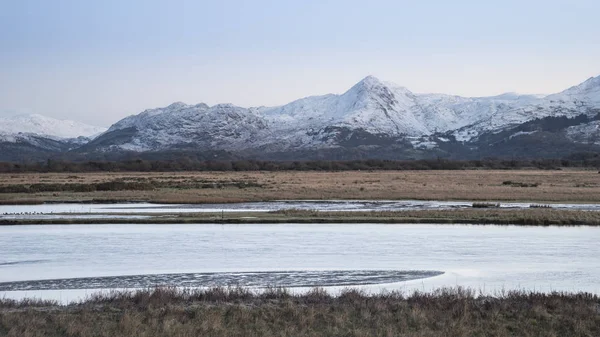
1, 287, 598, 337
1, 170, 600, 205
3, 209, 600, 226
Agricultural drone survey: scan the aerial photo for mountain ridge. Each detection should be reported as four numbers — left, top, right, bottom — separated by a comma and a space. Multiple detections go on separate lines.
0, 114, 107, 140
2, 75, 600, 161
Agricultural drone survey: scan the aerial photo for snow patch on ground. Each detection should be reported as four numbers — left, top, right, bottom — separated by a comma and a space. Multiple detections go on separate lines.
566, 121, 600, 145
509, 131, 537, 139
408, 137, 439, 150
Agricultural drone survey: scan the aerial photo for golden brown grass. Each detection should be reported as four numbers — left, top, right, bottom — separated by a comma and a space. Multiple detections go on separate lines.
270, 209, 600, 226
1, 287, 599, 337
0, 170, 599, 204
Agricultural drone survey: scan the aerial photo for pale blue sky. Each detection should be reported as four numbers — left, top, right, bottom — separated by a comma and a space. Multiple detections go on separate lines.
1, 0, 599, 126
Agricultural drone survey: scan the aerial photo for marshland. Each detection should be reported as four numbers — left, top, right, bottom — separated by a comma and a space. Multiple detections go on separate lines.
2, 168, 600, 336
1, 169, 600, 205
2, 287, 599, 337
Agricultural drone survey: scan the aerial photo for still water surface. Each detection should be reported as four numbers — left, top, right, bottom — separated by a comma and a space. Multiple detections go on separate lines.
1, 224, 599, 301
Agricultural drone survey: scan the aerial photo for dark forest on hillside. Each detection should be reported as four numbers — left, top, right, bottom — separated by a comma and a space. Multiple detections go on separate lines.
1, 152, 599, 173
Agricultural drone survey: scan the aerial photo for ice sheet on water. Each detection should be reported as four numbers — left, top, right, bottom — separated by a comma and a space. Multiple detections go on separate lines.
2, 224, 600, 297
0, 270, 443, 291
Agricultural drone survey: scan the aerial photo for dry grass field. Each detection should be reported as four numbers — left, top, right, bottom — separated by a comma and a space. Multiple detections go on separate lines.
0, 169, 599, 204
1, 287, 599, 337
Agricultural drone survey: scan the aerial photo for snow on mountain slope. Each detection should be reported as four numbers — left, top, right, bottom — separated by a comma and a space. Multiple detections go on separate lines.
0, 114, 107, 140
260, 75, 588, 144
103, 102, 267, 151
101, 76, 430, 152
260, 76, 429, 136
98, 74, 600, 152
566, 121, 600, 145
415, 92, 543, 137
452, 76, 600, 141
546, 76, 600, 108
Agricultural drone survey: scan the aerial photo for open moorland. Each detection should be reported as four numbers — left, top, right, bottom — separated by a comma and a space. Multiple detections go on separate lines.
0, 169, 599, 205
1, 287, 599, 337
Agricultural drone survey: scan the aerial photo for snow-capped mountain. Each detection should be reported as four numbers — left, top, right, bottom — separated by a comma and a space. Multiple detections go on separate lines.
0, 114, 106, 140
450, 77, 600, 142
87, 74, 600, 157
2, 75, 600, 161
97, 102, 267, 152
0, 114, 107, 162
259, 76, 429, 136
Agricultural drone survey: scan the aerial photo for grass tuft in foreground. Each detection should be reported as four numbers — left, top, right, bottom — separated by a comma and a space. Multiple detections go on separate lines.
1, 287, 599, 336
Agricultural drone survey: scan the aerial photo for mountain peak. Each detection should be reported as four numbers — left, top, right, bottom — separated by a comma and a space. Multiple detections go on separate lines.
166, 102, 189, 109
24, 113, 46, 119
9, 113, 51, 121
356, 75, 385, 87
348, 75, 393, 96
560, 75, 600, 95
581, 75, 600, 88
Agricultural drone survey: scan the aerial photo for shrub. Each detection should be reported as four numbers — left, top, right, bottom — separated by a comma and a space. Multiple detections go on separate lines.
472, 202, 501, 208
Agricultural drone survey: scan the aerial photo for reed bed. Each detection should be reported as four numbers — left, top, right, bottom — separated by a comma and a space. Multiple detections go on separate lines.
269, 208, 600, 226
1, 287, 598, 337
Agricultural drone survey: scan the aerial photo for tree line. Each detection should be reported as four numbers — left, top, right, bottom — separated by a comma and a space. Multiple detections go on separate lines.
0, 154, 599, 173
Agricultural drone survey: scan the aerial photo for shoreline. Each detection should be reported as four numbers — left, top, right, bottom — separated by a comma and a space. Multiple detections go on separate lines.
2, 209, 600, 226
3, 197, 600, 206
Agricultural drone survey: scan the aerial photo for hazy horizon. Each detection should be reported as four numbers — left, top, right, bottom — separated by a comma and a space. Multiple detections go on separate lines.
2, 0, 599, 127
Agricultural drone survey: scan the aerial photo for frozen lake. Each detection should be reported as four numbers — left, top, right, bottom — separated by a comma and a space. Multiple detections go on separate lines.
1, 223, 599, 302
